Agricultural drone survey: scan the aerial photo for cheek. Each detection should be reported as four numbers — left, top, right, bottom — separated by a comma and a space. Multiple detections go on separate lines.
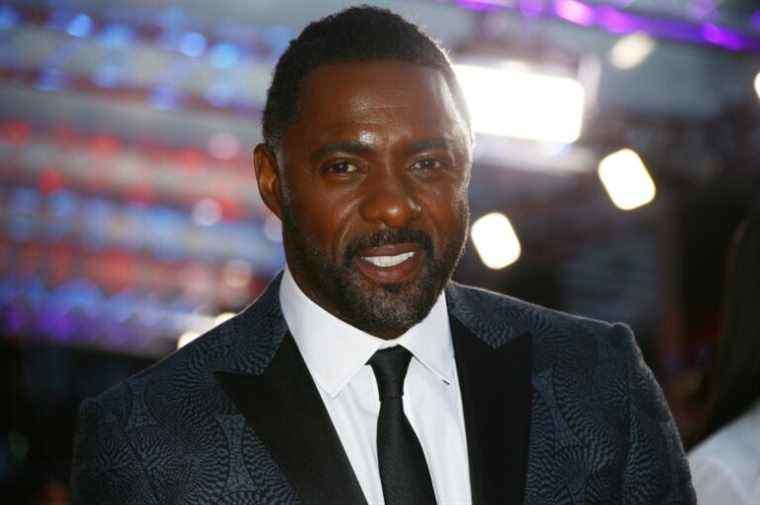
419, 184, 469, 239
287, 185, 359, 256
422, 173, 469, 208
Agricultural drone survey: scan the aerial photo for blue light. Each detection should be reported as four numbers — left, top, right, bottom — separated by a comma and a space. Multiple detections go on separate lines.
8, 187, 41, 240
92, 64, 122, 88
179, 32, 206, 57
47, 190, 79, 239
210, 42, 239, 68
149, 207, 186, 260
81, 198, 117, 249
100, 24, 134, 48
150, 85, 180, 110
35, 68, 67, 92
123, 205, 150, 250
108, 290, 139, 323
158, 6, 186, 29
10, 187, 41, 211
0, 5, 19, 30
67, 13, 93, 38
54, 278, 103, 316
0, 277, 21, 304
205, 81, 234, 107
22, 277, 47, 309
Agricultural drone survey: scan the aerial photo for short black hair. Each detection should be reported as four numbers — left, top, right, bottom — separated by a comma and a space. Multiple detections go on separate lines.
261, 5, 470, 150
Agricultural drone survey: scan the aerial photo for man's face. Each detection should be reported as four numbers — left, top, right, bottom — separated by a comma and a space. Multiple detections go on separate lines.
255, 60, 472, 338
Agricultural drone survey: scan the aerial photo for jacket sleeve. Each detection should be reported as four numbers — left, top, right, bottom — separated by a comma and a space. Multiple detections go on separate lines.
70, 396, 159, 505
616, 324, 696, 505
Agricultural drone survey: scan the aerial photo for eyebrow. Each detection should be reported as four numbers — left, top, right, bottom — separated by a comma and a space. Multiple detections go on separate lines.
309, 140, 373, 162
309, 137, 456, 163
406, 138, 453, 154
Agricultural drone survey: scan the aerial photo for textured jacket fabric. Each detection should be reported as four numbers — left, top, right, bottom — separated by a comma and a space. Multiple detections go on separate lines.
71, 275, 696, 504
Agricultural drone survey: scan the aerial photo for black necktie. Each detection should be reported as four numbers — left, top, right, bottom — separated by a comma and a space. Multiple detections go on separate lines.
368, 346, 438, 505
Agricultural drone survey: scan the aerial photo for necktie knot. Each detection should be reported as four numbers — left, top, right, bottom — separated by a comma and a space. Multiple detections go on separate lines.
369, 346, 412, 401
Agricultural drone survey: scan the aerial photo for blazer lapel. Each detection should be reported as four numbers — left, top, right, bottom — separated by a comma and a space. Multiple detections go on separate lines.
215, 333, 367, 505
451, 315, 533, 505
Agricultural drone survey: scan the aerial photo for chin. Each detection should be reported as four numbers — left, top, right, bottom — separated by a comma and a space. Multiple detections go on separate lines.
337, 267, 442, 335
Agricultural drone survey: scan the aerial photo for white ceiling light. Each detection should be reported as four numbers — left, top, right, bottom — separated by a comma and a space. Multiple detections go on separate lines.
177, 312, 236, 349
754, 72, 760, 100
214, 312, 236, 325
609, 32, 656, 70
471, 212, 522, 269
598, 149, 656, 211
177, 331, 200, 349
454, 63, 585, 143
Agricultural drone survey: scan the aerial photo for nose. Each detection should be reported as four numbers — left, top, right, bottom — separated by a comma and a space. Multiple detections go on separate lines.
359, 174, 422, 228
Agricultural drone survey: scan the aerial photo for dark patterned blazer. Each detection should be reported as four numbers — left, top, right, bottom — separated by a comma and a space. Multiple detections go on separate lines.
71, 275, 696, 505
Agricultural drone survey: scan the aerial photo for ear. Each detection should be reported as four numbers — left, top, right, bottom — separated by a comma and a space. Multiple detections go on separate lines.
253, 143, 283, 219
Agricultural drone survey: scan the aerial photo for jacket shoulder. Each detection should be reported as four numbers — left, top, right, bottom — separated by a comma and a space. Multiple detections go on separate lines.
446, 281, 633, 354
86, 275, 287, 412
70, 310, 268, 504
71, 276, 292, 504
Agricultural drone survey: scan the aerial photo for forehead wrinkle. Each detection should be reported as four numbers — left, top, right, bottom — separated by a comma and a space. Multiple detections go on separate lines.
287, 61, 470, 160
319, 104, 437, 132
314, 124, 461, 157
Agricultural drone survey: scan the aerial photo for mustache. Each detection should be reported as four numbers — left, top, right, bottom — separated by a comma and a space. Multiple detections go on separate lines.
343, 228, 433, 266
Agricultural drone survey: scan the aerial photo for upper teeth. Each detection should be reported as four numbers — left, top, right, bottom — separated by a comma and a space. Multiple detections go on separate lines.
363, 252, 415, 267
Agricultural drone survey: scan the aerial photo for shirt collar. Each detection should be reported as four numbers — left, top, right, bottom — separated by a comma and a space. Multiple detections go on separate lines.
279, 267, 454, 399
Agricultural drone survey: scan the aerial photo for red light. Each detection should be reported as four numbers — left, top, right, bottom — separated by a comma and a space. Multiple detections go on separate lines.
39, 169, 64, 194
0, 121, 31, 144
126, 184, 154, 204
89, 135, 120, 158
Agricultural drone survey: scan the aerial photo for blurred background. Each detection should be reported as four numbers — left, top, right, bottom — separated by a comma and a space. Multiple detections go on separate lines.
1, 0, 758, 502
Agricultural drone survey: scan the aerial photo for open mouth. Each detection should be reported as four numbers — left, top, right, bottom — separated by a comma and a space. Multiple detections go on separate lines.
362, 251, 415, 267
354, 243, 423, 284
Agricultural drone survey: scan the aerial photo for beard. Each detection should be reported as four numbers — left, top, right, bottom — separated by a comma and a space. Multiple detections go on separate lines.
280, 203, 469, 337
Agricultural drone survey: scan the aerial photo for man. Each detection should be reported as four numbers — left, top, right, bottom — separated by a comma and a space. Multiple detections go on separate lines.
71, 6, 695, 505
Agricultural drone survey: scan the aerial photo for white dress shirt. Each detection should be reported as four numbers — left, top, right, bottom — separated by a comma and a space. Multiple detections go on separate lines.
688, 399, 760, 505
279, 268, 472, 505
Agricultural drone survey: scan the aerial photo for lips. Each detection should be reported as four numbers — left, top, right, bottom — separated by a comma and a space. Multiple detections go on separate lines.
355, 242, 423, 284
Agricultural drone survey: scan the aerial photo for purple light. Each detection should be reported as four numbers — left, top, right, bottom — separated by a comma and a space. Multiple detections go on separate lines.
39, 309, 75, 341
689, 0, 716, 20
451, 0, 760, 52
596, 5, 641, 34
639, 16, 703, 44
751, 11, 760, 31
519, 0, 544, 17
554, 0, 595, 27
455, 0, 509, 11
701, 23, 745, 51
6, 303, 26, 333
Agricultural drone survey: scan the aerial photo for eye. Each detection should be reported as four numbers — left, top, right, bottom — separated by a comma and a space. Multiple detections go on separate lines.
322, 161, 359, 175
411, 158, 444, 172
